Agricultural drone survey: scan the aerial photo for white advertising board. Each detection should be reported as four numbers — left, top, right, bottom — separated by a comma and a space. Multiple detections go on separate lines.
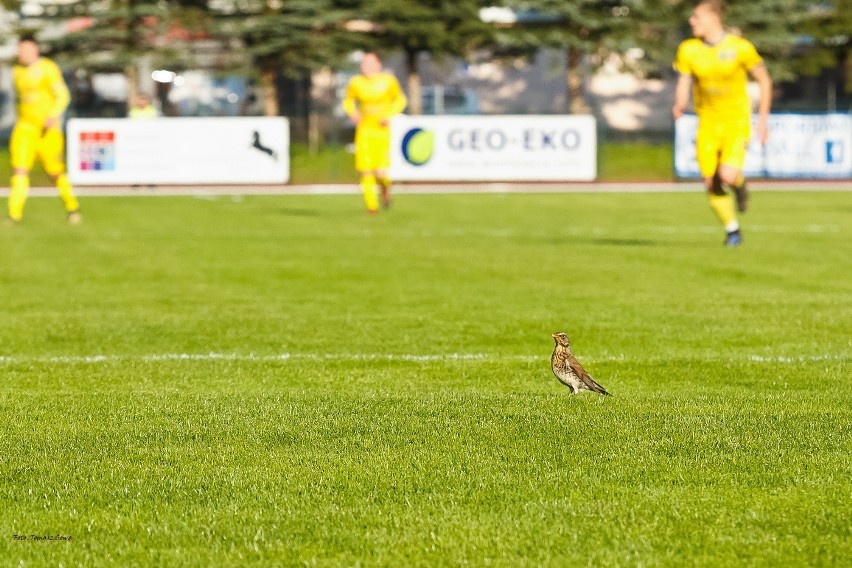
674, 113, 851, 179
66, 117, 289, 185
389, 115, 597, 181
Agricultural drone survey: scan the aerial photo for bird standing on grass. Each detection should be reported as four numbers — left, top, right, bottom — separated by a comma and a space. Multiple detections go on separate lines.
551, 332, 610, 395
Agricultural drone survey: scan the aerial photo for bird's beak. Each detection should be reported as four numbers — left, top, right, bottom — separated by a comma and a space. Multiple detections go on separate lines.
551, 333, 558, 339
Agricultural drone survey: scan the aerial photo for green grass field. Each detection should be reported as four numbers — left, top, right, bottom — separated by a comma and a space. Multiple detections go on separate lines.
1, 190, 850, 566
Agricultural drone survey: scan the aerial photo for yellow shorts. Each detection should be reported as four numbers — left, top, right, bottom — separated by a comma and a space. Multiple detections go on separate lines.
10, 122, 67, 176
354, 123, 391, 173
695, 119, 750, 179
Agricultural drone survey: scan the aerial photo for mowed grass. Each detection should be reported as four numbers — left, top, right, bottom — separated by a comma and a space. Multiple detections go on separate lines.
1, 190, 850, 566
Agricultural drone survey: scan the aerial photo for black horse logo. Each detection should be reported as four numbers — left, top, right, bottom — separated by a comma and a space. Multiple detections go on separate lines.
251, 131, 278, 160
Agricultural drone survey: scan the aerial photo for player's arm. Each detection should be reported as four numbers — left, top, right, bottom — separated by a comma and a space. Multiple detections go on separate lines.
750, 64, 772, 144
342, 80, 360, 125
46, 62, 71, 129
672, 44, 692, 119
740, 39, 771, 144
386, 76, 407, 118
672, 74, 692, 119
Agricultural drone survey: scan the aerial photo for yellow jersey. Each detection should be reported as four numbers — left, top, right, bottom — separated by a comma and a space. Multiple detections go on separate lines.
13, 57, 71, 127
342, 72, 407, 128
673, 34, 763, 122
129, 104, 157, 119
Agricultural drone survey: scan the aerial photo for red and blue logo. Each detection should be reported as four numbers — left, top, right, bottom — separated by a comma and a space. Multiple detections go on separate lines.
79, 131, 116, 171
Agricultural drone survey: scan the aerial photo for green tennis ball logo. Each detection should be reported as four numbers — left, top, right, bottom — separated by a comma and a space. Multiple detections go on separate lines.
401, 128, 434, 166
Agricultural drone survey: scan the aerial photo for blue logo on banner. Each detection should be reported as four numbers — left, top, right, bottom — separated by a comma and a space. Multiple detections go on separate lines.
401, 128, 434, 166
826, 140, 843, 164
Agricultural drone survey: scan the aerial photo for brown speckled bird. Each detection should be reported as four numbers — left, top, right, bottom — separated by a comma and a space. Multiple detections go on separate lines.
551, 332, 610, 395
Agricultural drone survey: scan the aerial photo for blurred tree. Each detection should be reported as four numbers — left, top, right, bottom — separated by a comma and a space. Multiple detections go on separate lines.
1, 0, 216, 112
3, 0, 845, 119
496, 0, 647, 113
795, 0, 851, 104
663, 0, 850, 107
495, 0, 849, 111
624, 0, 686, 77
236, 0, 353, 117
352, 0, 495, 115
728, 0, 851, 104
724, 0, 816, 83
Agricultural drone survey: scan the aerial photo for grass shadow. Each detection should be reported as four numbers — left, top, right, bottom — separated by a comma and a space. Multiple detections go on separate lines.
588, 238, 661, 247
277, 208, 323, 217
543, 237, 665, 247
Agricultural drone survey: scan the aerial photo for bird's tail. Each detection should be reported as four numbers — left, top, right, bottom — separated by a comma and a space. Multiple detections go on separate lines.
591, 380, 610, 396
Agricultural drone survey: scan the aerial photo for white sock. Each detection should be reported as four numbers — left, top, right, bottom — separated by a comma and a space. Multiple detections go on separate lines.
725, 220, 740, 233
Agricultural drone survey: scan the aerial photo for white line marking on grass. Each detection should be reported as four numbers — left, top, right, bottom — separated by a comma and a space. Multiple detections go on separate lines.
746, 355, 849, 363
142, 352, 501, 362
0, 352, 519, 364
297, 224, 843, 241
2, 180, 850, 198
0, 353, 847, 365
381, 225, 843, 239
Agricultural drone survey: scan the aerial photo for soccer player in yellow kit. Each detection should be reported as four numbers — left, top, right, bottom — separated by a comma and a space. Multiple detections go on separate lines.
343, 52, 407, 214
7, 34, 80, 224
673, 0, 772, 246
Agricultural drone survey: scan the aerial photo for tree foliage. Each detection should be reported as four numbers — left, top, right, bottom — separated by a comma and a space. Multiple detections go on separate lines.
782, 0, 851, 91
659, 0, 850, 89
498, 1, 640, 51
15, 1, 214, 72
493, 1, 647, 111
1, 0, 847, 116
352, 0, 495, 113
236, 0, 352, 77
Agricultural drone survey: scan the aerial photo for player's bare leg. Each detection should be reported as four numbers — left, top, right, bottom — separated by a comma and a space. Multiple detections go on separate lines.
7, 167, 30, 223
38, 127, 81, 224
705, 171, 741, 247
376, 168, 392, 209
48, 172, 81, 224
360, 171, 379, 214
719, 164, 748, 213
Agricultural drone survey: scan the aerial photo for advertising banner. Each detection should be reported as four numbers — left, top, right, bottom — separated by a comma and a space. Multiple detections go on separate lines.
390, 115, 597, 181
674, 113, 851, 179
66, 117, 289, 185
